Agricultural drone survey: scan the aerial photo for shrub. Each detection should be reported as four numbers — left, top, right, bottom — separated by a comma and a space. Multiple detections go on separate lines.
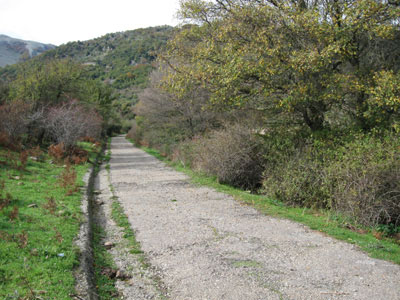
45, 100, 102, 151
126, 120, 142, 146
48, 143, 66, 162
194, 124, 265, 190
330, 134, 400, 226
263, 149, 331, 209
0, 100, 31, 143
262, 132, 400, 227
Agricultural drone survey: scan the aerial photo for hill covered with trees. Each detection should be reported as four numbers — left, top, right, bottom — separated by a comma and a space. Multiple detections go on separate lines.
0, 26, 175, 131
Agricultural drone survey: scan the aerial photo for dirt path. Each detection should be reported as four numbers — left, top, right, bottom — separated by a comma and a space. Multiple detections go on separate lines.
106, 136, 400, 300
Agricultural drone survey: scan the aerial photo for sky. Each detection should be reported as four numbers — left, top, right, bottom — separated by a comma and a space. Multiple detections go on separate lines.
0, 0, 181, 45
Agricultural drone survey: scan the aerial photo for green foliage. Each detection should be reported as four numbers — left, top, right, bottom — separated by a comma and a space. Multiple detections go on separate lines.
10, 58, 85, 108
42, 26, 175, 122
162, 0, 400, 131
263, 131, 400, 227
0, 26, 175, 134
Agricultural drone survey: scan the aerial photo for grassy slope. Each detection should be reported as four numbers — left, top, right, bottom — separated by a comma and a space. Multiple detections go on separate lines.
0, 143, 99, 299
133, 143, 400, 265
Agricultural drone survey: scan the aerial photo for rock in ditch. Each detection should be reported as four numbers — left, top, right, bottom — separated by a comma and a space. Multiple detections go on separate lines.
104, 241, 115, 249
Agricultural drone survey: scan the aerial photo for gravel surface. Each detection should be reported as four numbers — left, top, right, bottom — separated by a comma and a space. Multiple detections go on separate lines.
94, 160, 167, 299
107, 136, 400, 300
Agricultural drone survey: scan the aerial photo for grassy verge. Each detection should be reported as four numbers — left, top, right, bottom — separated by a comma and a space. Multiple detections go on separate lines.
127, 139, 400, 265
89, 139, 120, 299
0, 142, 100, 299
92, 223, 119, 299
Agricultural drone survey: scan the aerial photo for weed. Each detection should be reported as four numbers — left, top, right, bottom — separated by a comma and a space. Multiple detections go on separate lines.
8, 206, 19, 221
53, 227, 64, 243
59, 161, 78, 195
18, 151, 28, 171
42, 197, 57, 215
0, 192, 12, 211
48, 143, 65, 162
17, 231, 28, 248
27, 146, 45, 162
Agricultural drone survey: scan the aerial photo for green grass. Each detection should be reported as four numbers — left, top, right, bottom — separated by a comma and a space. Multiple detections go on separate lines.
92, 224, 119, 299
130, 141, 400, 265
0, 143, 100, 299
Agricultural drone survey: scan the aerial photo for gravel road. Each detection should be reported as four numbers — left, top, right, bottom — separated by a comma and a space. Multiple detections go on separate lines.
105, 136, 400, 300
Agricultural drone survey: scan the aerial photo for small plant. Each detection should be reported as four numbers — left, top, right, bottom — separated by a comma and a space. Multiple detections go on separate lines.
42, 197, 57, 215
18, 150, 28, 171
0, 191, 12, 211
27, 146, 45, 162
53, 227, 64, 243
0, 132, 10, 147
69, 146, 89, 165
17, 231, 28, 248
59, 161, 78, 195
3, 150, 18, 169
48, 143, 65, 162
8, 206, 19, 221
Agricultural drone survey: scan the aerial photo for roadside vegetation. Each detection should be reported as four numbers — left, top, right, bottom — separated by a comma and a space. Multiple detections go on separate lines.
128, 0, 400, 247
0, 51, 110, 298
0, 142, 100, 298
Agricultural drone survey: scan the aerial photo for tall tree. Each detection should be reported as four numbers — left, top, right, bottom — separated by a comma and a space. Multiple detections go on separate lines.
161, 0, 400, 131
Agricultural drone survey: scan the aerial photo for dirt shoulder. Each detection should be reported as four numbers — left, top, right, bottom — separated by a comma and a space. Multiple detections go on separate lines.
108, 136, 400, 300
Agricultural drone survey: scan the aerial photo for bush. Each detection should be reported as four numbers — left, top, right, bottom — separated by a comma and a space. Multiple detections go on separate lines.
194, 124, 264, 190
45, 100, 102, 151
263, 149, 331, 209
262, 132, 400, 227
0, 101, 32, 143
126, 120, 142, 146
330, 134, 400, 226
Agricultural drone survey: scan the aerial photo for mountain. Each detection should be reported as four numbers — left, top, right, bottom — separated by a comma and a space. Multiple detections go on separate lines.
41, 26, 175, 120
0, 35, 55, 67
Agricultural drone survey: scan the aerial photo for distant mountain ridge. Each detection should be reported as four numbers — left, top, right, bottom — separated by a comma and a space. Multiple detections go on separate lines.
0, 34, 55, 67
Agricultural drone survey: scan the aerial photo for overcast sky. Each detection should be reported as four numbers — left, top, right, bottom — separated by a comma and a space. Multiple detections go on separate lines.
0, 0, 181, 45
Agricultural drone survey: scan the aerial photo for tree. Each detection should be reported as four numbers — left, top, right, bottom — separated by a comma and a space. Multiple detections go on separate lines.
10, 58, 85, 109
134, 69, 219, 146
161, 0, 400, 131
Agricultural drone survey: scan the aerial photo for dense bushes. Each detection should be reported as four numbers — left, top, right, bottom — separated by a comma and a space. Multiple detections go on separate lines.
131, 67, 400, 228
263, 132, 400, 226
0, 57, 110, 153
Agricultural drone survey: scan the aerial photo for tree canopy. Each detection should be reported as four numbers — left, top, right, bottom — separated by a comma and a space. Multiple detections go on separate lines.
161, 0, 400, 131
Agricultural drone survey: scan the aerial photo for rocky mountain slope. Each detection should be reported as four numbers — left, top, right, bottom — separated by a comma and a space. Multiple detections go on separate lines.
0, 34, 55, 67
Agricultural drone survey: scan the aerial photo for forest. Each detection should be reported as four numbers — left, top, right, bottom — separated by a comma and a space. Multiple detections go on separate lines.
128, 0, 400, 230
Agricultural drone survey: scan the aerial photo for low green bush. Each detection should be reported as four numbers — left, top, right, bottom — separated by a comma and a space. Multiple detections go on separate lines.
262, 131, 400, 227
